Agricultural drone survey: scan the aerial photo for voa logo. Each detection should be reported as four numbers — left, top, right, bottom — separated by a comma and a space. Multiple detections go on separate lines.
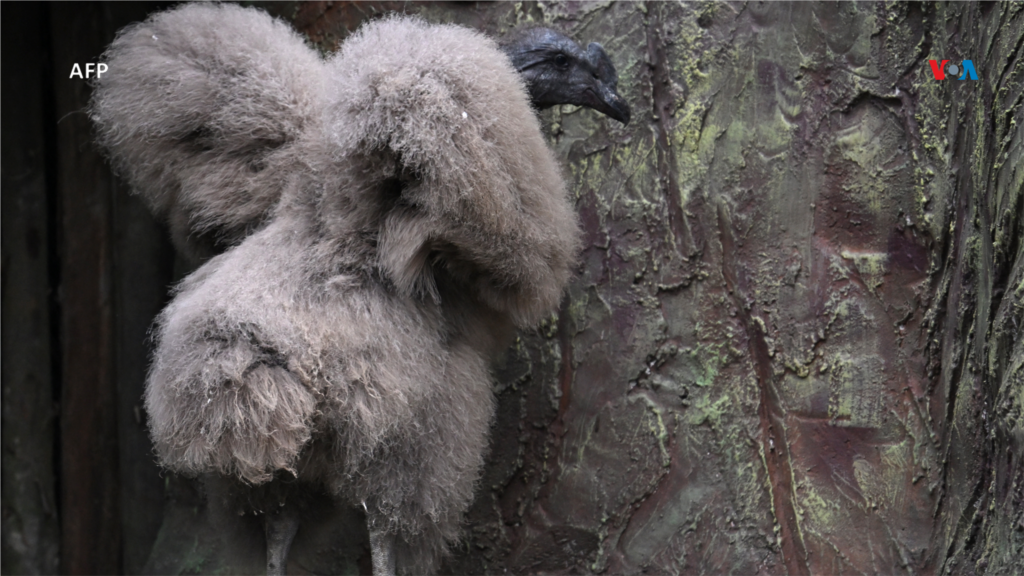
928, 59, 978, 80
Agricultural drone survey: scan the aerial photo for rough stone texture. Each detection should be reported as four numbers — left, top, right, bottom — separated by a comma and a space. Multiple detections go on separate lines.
4, 1, 1017, 574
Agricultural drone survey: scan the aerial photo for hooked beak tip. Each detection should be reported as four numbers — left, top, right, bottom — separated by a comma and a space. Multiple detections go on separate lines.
612, 100, 631, 125
582, 84, 631, 125
600, 92, 631, 125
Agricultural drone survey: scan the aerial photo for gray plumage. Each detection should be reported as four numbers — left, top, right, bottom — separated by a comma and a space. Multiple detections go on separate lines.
91, 5, 601, 574
91, 3, 325, 260
91, 4, 627, 263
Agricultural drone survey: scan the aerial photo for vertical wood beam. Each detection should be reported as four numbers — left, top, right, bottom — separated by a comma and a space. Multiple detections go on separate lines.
50, 3, 120, 573
1, 3, 61, 574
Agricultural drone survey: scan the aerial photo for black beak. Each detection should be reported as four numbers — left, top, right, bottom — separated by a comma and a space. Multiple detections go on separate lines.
590, 84, 631, 125
586, 42, 630, 125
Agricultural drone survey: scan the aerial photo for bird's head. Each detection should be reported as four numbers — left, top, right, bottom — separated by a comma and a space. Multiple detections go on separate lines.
501, 27, 631, 125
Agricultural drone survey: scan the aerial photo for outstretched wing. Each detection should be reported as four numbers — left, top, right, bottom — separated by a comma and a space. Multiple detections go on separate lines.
90, 3, 325, 260
322, 17, 582, 326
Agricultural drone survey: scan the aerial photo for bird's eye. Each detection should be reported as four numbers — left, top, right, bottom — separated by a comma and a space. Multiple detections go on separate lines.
553, 54, 570, 68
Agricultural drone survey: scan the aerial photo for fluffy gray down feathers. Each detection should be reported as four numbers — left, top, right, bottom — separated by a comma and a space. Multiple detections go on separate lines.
91, 4, 581, 573
91, 3, 325, 259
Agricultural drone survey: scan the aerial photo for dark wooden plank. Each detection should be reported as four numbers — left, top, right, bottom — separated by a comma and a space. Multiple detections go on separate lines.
49, 3, 121, 573
110, 164, 174, 575
1, 3, 61, 574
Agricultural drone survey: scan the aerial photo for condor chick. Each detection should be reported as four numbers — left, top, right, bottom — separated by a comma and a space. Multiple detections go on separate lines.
94, 6, 588, 576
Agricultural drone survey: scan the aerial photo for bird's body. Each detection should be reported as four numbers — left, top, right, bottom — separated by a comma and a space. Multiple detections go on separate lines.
92, 5, 627, 574
151, 200, 504, 571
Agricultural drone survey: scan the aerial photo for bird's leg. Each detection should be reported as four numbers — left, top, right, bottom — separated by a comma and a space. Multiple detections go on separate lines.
368, 527, 397, 576
265, 504, 300, 576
